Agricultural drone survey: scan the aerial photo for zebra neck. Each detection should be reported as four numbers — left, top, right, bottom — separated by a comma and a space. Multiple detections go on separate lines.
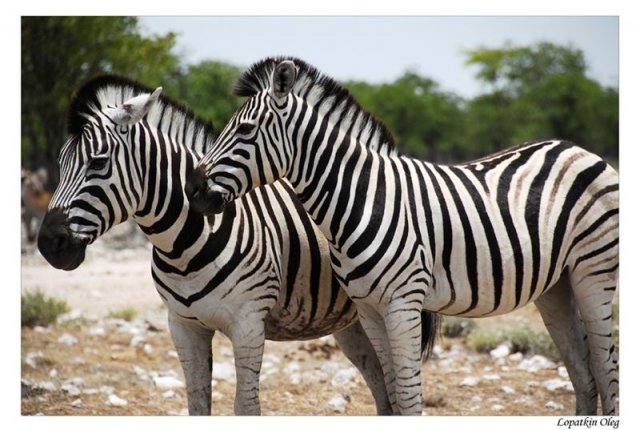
132, 128, 212, 263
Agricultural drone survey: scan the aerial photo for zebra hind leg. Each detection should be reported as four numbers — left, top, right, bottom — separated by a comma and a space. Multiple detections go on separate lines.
333, 320, 393, 415
534, 272, 597, 415
168, 312, 215, 415
230, 320, 266, 415
570, 266, 619, 415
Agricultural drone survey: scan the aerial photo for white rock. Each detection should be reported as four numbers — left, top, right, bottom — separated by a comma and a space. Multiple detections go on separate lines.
471, 395, 483, 402
71, 399, 83, 408
72, 357, 85, 365
25, 352, 42, 368
130, 335, 146, 348
483, 373, 501, 381
153, 375, 184, 389
83, 388, 99, 395
460, 376, 479, 386
331, 367, 359, 388
518, 355, 556, 372
284, 361, 301, 374
289, 372, 302, 385
211, 391, 224, 401
508, 352, 524, 362
34, 326, 51, 333
167, 350, 178, 358
500, 385, 515, 394
327, 393, 349, 412
543, 379, 574, 392
491, 404, 505, 411
178, 408, 189, 416
211, 362, 236, 382
143, 343, 154, 355
545, 401, 565, 410
57, 333, 78, 345
99, 385, 116, 395
48, 369, 58, 378
61, 384, 81, 396
558, 366, 569, 378
320, 361, 342, 373
38, 381, 56, 391
57, 310, 84, 324
490, 343, 511, 359
106, 394, 128, 406
88, 325, 106, 337
64, 377, 84, 387
162, 390, 176, 398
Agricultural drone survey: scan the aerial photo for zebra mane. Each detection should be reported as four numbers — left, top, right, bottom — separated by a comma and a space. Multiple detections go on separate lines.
67, 74, 219, 154
234, 56, 397, 154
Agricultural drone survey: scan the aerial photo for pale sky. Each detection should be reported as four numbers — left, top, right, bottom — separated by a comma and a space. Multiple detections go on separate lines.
139, 16, 618, 99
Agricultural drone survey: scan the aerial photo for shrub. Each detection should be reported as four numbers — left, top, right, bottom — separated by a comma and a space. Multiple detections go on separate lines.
442, 316, 478, 338
21, 291, 69, 327
106, 307, 138, 322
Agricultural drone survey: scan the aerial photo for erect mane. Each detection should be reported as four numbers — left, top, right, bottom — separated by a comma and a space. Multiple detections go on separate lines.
234, 56, 397, 154
67, 74, 218, 153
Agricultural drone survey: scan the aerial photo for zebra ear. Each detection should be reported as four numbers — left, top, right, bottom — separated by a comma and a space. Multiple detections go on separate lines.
271, 60, 298, 100
110, 87, 163, 126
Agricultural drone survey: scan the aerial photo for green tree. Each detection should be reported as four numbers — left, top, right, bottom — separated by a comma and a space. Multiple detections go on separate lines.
464, 42, 618, 160
21, 17, 180, 182
164, 60, 244, 128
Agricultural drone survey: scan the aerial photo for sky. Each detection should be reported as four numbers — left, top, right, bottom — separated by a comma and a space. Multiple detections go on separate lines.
139, 16, 618, 99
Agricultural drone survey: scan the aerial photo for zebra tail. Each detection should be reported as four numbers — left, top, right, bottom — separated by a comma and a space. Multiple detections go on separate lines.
421, 310, 441, 360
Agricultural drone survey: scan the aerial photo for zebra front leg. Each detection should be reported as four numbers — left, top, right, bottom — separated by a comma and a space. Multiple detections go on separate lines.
356, 304, 399, 414
383, 302, 424, 415
535, 273, 597, 415
168, 311, 214, 415
334, 320, 393, 414
230, 319, 266, 415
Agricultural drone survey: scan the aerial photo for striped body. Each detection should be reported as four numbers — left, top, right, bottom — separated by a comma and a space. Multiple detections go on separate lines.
38, 76, 394, 415
192, 57, 619, 415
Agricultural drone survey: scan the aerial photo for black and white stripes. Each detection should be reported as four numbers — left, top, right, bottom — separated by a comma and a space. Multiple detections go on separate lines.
190, 57, 619, 415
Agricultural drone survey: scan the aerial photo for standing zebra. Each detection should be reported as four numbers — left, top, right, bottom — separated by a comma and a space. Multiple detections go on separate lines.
187, 57, 619, 415
35, 75, 421, 415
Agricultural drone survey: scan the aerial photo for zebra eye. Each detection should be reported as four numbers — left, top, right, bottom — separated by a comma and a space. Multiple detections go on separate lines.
88, 155, 109, 171
236, 122, 255, 135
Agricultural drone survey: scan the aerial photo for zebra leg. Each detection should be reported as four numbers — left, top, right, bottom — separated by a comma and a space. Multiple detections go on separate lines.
356, 304, 399, 414
333, 320, 393, 415
230, 320, 266, 415
570, 269, 619, 415
534, 273, 597, 415
168, 311, 214, 415
383, 302, 424, 415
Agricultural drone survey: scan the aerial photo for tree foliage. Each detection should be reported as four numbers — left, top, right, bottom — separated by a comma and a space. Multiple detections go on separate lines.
22, 22, 618, 188
21, 17, 179, 181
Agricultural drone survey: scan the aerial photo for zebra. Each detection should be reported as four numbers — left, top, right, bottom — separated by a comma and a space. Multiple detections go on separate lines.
186, 57, 619, 415
35, 75, 439, 415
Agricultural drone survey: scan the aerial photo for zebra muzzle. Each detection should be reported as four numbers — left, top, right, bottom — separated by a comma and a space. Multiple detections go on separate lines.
185, 167, 227, 216
37, 210, 88, 271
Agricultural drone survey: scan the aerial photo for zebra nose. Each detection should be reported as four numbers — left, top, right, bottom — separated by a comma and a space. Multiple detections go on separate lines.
37, 210, 86, 271
185, 167, 227, 216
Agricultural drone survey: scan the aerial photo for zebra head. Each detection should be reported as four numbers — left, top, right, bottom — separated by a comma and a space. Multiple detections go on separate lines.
38, 78, 162, 270
186, 59, 299, 216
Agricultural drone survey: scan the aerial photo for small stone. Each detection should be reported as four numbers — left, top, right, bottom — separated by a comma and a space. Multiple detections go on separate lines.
471, 395, 482, 402
58, 333, 78, 345
88, 325, 106, 337
483, 373, 501, 381
543, 379, 574, 392
500, 385, 515, 394
518, 355, 555, 372
48, 369, 58, 378
130, 335, 146, 348
57, 310, 83, 324
508, 352, 523, 362
162, 390, 176, 398
491, 404, 505, 411
143, 343, 154, 355
460, 376, 479, 386
167, 350, 178, 358
61, 384, 81, 396
328, 393, 349, 412
72, 357, 86, 365
71, 399, 83, 408
490, 343, 511, 359
211, 391, 224, 401
545, 401, 565, 410
331, 367, 359, 388
558, 366, 569, 378
153, 374, 184, 389
99, 385, 116, 395
106, 394, 128, 406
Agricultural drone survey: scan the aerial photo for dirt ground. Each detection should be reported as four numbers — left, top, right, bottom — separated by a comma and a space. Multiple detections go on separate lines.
21, 223, 586, 416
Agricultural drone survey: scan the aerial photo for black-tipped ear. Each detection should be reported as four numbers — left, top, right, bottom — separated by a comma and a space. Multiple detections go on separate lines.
271, 60, 298, 99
